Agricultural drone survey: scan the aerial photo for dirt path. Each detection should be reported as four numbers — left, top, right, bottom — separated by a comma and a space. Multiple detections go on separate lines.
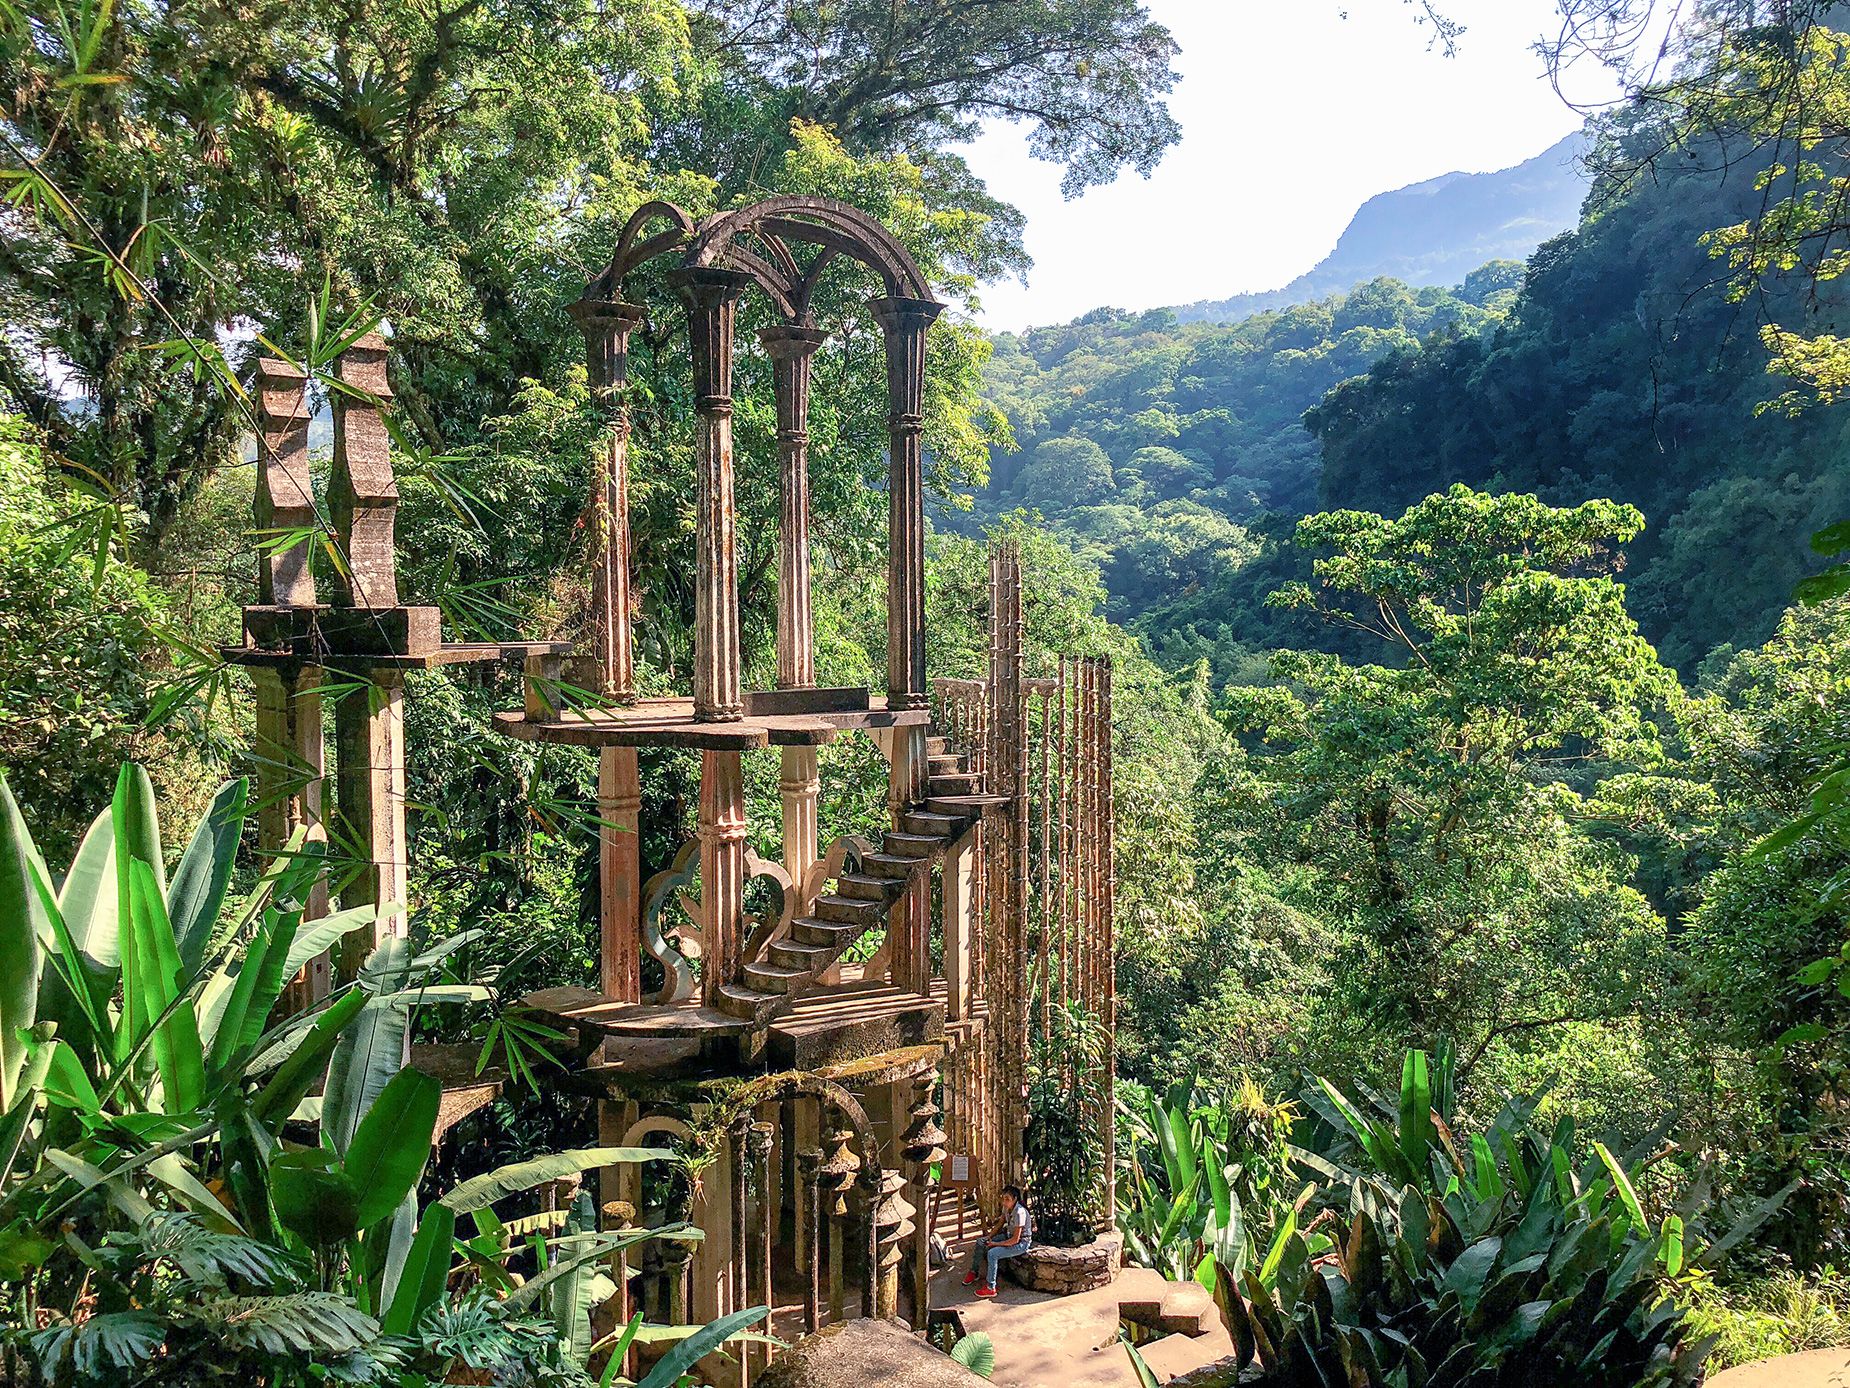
1708, 1349, 1850, 1386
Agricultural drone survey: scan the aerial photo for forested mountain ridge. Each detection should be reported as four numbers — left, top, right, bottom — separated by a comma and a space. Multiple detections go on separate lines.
972, 116, 1850, 677
1172, 132, 1588, 324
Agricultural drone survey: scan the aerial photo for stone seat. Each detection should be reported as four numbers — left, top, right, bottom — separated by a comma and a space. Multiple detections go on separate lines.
1001, 1230, 1124, 1295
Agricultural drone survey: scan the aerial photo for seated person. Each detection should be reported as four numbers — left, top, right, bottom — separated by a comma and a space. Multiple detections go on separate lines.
962, 1185, 1032, 1297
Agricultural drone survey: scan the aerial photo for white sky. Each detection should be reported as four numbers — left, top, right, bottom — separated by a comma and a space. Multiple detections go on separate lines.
961, 0, 1623, 330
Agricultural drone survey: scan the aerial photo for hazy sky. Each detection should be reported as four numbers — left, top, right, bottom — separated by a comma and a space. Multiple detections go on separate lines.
961, 0, 1621, 330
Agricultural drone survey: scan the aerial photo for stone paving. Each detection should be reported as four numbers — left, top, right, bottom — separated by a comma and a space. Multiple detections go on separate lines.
930, 1246, 1235, 1388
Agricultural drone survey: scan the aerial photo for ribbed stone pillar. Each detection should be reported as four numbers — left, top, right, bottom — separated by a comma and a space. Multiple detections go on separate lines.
564, 298, 646, 702
674, 268, 752, 723
760, 324, 828, 691
697, 749, 747, 1010
869, 296, 942, 713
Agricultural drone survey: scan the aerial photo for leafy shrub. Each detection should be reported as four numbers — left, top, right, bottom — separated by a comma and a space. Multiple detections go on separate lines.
1116, 1074, 1298, 1284
1025, 998, 1109, 1246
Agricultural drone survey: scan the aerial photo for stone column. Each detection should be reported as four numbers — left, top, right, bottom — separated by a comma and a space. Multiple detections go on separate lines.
256, 665, 329, 1007
327, 343, 410, 979
564, 298, 646, 702
943, 832, 976, 1021
335, 670, 408, 977
759, 324, 828, 691
902, 1074, 949, 1330
674, 268, 753, 723
697, 750, 747, 1008
779, 747, 820, 901
869, 296, 942, 714
599, 747, 643, 1003
568, 302, 648, 1010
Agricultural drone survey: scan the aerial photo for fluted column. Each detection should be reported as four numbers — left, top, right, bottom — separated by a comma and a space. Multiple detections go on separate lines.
759, 324, 828, 691
565, 298, 646, 702
779, 746, 820, 901
697, 749, 747, 1009
598, 747, 643, 1003
674, 268, 752, 723
869, 296, 942, 712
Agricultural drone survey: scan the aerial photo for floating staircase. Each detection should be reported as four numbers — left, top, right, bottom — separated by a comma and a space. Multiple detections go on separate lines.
717, 732, 1001, 1025
518, 728, 1005, 1060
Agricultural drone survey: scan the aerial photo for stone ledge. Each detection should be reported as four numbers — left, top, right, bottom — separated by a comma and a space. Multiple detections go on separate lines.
1001, 1230, 1123, 1295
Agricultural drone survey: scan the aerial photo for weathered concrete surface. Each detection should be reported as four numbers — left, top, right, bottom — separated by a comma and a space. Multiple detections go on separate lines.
1708, 1349, 1850, 1387
759, 1319, 985, 1388
936, 1258, 1232, 1388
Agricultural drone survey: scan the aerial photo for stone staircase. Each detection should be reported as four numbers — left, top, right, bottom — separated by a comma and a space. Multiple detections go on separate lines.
715, 731, 999, 1024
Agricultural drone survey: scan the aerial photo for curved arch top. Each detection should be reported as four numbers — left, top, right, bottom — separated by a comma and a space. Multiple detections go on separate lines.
687, 195, 933, 304
586, 195, 938, 319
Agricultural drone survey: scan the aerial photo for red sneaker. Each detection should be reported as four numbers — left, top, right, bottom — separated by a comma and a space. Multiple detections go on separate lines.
962, 1271, 979, 1286
975, 1284, 997, 1298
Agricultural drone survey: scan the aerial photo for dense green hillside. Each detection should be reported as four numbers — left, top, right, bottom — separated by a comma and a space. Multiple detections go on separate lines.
963, 266, 1525, 673
974, 117, 1850, 675
1308, 124, 1850, 670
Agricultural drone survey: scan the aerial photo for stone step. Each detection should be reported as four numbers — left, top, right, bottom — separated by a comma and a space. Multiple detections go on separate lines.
926, 771, 980, 795
927, 753, 965, 774
838, 872, 897, 902
814, 893, 881, 924
792, 917, 862, 948
883, 831, 940, 859
901, 810, 963, 838
715, 982, 775, 1019
925, 735, 952, 756
742, 961, 809, 995
859, 851, 919, 880
769, 938, 836, 972
924, 793, 1007, 818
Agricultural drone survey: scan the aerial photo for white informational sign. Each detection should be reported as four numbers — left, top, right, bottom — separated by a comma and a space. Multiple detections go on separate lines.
948, 1154, 971, 1185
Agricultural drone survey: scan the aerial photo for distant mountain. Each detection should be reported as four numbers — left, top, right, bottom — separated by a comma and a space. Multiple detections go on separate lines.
1172, 132, 1589, 324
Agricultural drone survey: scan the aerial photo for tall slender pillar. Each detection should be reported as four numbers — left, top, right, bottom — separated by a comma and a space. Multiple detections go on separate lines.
565, 298, 647, 702
943, 832, 976, 1021
697, 750, 747, 1008
599, 747, 643, 1002
674, 268, 752, 723
335, 670, 409, 977
256, 665, 329, 1007
327, 341, 410, 978
869, 297, 942, 713
759, 324, 828, 691
779, 746, 820, 895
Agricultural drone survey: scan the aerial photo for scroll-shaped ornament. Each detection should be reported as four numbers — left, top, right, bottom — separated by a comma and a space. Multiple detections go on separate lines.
646, 842, 797, 999
639, 841, 699, 1005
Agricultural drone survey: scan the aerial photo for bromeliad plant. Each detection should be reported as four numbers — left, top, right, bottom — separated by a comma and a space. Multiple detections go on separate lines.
1208, 1049, 1796, 1387
1115, 1075, 1302, 1288
0, 768, 761, 1386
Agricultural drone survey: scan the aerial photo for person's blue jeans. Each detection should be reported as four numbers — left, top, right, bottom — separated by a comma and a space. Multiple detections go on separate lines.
970, 1238, 1030, 1287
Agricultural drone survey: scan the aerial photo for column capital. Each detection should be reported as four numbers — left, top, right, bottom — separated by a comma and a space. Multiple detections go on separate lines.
670, 264, 755, 307
868, 295, 944, 335
565, 297, 647, 338
758, 322, 829, 359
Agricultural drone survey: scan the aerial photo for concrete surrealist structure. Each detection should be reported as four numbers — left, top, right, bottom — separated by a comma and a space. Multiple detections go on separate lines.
231, 196, 1117, 1384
